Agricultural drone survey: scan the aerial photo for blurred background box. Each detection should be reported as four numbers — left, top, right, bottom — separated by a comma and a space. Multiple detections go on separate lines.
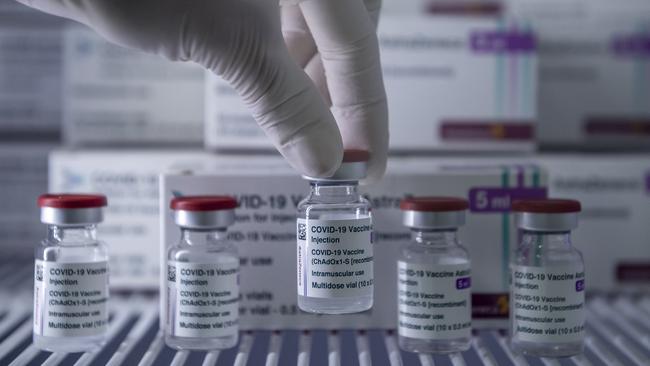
205, 14, 537, 152
540, 154, 650, 291
0, 143, 51, 254
62, 26, 205, 146
0, 3, 65, 141
48, 149, 214, 289
508, 0, 650, 149
379, 15, 536, 151
161, 157, 547, 330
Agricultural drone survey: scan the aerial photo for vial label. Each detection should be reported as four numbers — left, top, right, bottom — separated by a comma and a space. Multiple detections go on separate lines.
297, 218, 373, 298
33, 260, 109, 337
397, 261, 472, 340
167, 260, 239, 338
511, 265, 585, 343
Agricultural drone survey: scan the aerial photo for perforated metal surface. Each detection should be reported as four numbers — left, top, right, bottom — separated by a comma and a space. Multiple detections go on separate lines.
1, 260, 649, 366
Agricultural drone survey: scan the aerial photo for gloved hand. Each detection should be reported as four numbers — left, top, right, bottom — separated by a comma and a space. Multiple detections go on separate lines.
17, 0, 388, 181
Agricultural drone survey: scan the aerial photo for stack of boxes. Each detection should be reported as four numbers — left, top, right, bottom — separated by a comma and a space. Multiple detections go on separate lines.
0, 0, 646, 331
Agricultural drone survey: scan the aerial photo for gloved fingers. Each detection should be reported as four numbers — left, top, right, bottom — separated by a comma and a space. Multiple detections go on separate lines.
283, 0, 381, 112
15, 0, 90, 25
281, 3, 316, 68
281, 4, 330, 106
304, 54, 331, 107
221, 42, 344, 178
299, 0, 389, 182
363, 0, 382, 26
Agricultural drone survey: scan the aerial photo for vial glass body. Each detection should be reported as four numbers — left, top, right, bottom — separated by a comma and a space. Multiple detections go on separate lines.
398, 229, 472, 353
510, 231, 585, 357
297, 181, 373, 314
34, 225, 109, 353
166, 228, 239, 350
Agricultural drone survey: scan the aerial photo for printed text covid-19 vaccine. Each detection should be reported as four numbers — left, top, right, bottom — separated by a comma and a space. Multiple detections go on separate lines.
34, 194, 110, 353
397, 197, 472, 353
166, 196, 240, 350
297, 150, 374, 314
510, 199, 585, 357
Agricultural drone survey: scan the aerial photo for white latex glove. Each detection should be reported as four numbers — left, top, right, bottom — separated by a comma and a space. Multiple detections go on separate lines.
16, 0, 388, 181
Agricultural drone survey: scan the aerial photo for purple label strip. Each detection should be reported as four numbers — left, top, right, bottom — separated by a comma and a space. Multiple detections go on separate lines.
471, 30, 536, 54
469, 187, 547, 213
611, 34, 650, 57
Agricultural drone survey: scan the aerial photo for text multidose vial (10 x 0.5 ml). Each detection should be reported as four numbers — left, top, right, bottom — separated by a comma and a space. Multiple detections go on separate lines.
34, 194, 110, 353
166, 196, 240, 350
397, 197, 472, 353
510, 199, 585, 357
297, 149, 374, 314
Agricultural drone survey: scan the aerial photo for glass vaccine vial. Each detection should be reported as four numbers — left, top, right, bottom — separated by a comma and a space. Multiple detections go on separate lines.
166, 196, 240, 350
34, 194, 110, 353
297, 149, 373, 314
510, 199, 585, 357
397, 197, 472, 353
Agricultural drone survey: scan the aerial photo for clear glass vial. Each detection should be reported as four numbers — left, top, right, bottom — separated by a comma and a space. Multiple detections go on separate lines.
296, 149, 373, 314
166, 196, 240, 350
510, 199, 585, 358
397, 197, 472, 353
34, 194, 110, 353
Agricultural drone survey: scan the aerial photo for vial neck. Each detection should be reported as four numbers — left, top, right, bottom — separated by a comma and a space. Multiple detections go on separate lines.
522, 230, 572, 250
411, 229, 459, 247
48, 225, 98, 245
310, 181, 359, 196
181, 228, 228, 246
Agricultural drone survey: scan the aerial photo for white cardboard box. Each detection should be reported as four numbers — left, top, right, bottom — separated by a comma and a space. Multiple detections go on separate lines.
48, 150, 215, 289
540, 154, 650, 291
508, 0, 650, 148
161, 157, 547, 329
0, 143, 51, 254
63, 26, 205, 146
205, 15, 537, 152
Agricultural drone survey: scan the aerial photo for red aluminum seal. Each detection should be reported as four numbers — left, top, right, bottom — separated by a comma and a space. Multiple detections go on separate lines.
38, 194, 107, 209
170, 196, 237, 211
342, 149, 370, 163
512, 199, 581, 214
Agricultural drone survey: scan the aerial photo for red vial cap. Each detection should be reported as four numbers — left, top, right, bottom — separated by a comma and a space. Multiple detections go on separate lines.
342, 149, 370, 163
38, 194, 107, 209
400, 197, 469, 212
170, 196, 237, 211
512, 199, 581, 214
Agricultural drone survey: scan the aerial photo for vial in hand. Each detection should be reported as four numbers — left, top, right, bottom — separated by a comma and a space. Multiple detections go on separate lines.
166, 196, 240, 350
297, 150, 374, 314
34, 194, 110, 353
397, 197, 472, 353
510, 199, 585, 357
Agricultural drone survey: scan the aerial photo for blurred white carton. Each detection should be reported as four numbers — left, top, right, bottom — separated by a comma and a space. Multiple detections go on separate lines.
508, 0, 650, 148
205, 15, 537, 152
63, 26, 205, 146
0, 143, 51, 254
49, 150, 214, 289
540, 154, 650, 291
161, 157, 547, 329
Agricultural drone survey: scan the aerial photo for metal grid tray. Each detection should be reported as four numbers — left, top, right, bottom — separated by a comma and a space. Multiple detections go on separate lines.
1, 262, 649, 365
